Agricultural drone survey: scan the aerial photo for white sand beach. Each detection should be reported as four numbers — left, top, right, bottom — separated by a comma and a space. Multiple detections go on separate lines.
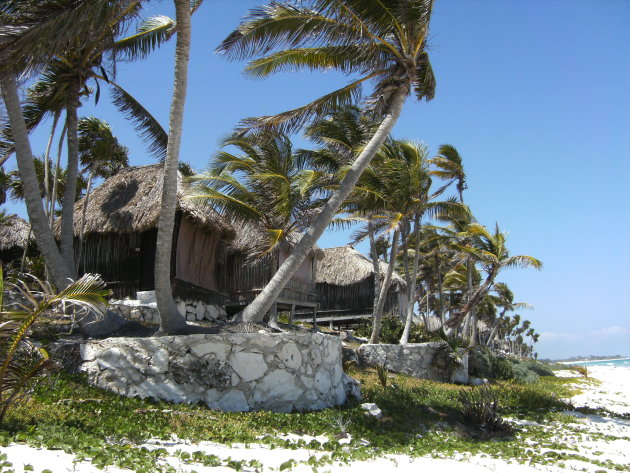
1, 365, 629, 473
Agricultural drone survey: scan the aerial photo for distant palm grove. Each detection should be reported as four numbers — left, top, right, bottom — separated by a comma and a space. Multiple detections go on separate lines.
0, 1, 541, 356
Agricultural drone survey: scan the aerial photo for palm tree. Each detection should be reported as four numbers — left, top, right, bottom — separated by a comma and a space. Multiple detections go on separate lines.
75, 117, 129, 273
153, 0, 197, 334
0, 0, 165, 335
484, 282, 531, 347
429, 144, 466, 203
446, 223, 542, 329
219, 0, 437, 322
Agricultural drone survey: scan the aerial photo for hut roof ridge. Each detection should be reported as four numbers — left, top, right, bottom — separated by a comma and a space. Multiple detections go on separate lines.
316, 245, 405, 287
66, 163, 233, 238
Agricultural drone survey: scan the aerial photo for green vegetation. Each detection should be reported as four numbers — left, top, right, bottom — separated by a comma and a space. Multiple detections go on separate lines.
0, 362, 626, 473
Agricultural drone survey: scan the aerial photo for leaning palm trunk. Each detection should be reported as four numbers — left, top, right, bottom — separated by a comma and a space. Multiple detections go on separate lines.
447, 269, 497, 329
1, 73, 72, 285
369, 229, 399, 344
154, 0, 192, 334
234, 90, 408, 323
400, 215, 422, 344
0, 73, 125, 337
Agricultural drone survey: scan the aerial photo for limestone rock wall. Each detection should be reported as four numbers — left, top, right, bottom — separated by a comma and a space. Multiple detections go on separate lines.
80, 332, 359, 412
109, 298, 227, 324
357, 342, 469, 384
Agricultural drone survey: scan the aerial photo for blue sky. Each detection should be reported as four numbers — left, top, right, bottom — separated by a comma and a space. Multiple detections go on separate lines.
3, 0, 629, 359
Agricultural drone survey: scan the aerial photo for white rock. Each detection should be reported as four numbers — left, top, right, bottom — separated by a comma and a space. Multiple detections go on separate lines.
190, 341, 230, 361
151, 348, 170, 373
314, 370, 332, 395
230, 352, 268, 382
218, 391, 250, 412
177, 301, 186, 317
136, 290, 156, 304
254, 369, 302, 402
196, 304, 205, 320
361, 402, 383, 419
279, 342, 302, 370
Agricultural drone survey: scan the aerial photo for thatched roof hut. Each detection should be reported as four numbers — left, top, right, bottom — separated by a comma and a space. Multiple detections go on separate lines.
0, 215, 29, 252
71, 164, 234, 301
220, 220, 322, 313
70, 164, 233, 238
0, 215, 31, 266
315, 246, 407, 317
0, 214, 30, 264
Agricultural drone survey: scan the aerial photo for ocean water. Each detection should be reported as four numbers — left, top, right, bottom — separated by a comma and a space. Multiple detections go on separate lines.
566, 358, 630, 368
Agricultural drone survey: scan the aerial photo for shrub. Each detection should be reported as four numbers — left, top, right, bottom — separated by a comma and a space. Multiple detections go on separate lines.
468, 348, 546, 383
355, 315, 433, 344
458, 385, 512, 433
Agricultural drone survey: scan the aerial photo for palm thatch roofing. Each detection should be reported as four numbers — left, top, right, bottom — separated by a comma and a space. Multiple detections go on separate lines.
316, 246, 406, 288
228, 219, 323, 259
0, 214, 30, 252
66, 164, 234, 239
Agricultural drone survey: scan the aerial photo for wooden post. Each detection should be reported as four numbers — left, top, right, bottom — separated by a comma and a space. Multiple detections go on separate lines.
288, 304, 295, 328
311, 307, 318, 332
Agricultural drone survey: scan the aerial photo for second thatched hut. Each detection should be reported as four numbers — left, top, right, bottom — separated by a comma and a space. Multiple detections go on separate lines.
314, 246, 408, 326
0, 214, 32, 269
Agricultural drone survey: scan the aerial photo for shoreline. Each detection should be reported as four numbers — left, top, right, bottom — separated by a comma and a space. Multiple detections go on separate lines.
557, 357, 630, 365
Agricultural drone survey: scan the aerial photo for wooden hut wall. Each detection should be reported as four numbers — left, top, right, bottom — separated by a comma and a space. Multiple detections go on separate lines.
317, 275, 404, 316
220, 251, 276, 295
175, 216, 220, 292
316, 276, 375, 311
279, 250, 314, 284
77, 232, 139, 298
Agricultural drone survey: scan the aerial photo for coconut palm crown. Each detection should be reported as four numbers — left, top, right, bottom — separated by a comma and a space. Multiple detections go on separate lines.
218, 0, 436, 133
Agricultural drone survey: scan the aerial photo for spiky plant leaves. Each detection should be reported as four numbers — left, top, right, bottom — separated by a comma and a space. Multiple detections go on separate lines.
0, 271, 110, 424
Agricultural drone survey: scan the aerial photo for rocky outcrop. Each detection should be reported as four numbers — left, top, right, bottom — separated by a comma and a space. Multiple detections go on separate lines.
80, 332, 360, 412
109, 297, 227, 324
357, 342, 469, 384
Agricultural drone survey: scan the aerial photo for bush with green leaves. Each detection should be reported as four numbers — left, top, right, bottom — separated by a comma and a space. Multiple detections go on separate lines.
355, 315, 434, 344
468, 348, 548, 383
458, 384, 512, 434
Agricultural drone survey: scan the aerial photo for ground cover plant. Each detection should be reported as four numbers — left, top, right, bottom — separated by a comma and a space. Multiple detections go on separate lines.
0, 361, 627, 473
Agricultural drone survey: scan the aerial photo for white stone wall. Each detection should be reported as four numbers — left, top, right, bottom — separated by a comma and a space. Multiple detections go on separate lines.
109, 298, 227, 324
80, 332, 360, 413
357, 342, 469, 384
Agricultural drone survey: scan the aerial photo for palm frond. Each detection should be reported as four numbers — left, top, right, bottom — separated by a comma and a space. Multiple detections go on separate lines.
113, 15, 176, 61
110, 82, 167, 159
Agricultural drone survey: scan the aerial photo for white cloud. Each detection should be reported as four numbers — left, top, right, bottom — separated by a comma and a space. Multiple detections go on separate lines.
590, 326, 630, 337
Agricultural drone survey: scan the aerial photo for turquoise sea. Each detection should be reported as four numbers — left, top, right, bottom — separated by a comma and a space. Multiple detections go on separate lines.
565, 358, 630, 368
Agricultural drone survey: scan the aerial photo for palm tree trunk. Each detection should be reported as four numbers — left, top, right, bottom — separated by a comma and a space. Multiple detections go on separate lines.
75, 170, 94, 275
368, 220, 382, 323
49, 123, 66, 228
235, 89, 408, 323
0, 73, 72, 285
1, 73, 125, 337
154, 0, 191, 334
59, 78, 81, 274
43, 112, 60, 218
400, 215, 422, 344
369, 229, 399, 344
448, 268, 497, 328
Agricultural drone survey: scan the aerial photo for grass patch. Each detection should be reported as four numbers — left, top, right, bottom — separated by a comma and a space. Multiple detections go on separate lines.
0, 366, 623, 472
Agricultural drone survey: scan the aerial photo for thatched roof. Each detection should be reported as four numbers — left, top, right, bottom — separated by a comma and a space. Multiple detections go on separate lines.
228, 220, 323, 259
0, 214, 30, 252
67, 164, 234, 238
316, 246, 405, 287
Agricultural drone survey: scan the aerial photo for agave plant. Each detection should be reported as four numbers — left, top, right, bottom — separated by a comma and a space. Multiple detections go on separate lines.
0, 268, 110, 424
